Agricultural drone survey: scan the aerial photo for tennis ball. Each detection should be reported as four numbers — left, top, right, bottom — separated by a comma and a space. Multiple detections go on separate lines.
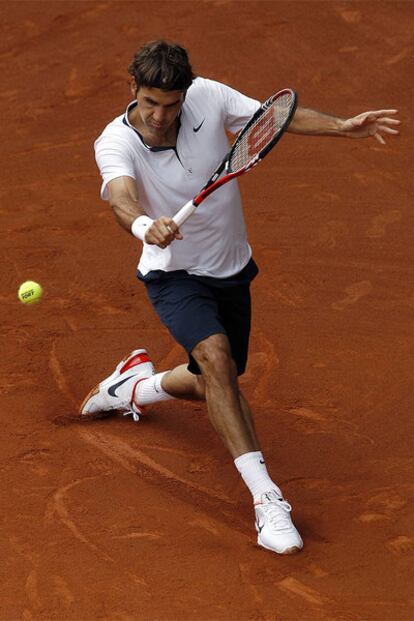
18, 281, 43, 304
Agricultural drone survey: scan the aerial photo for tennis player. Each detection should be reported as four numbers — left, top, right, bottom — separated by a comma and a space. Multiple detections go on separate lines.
80, 41, 400, 555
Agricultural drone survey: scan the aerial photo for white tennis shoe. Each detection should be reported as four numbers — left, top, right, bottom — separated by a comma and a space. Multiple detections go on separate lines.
79, 349, 155, 422
255, 490, 303, 555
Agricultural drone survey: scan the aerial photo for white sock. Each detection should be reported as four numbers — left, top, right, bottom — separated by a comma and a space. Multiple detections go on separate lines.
234, 451, 282, 504
133, 371, 174, 407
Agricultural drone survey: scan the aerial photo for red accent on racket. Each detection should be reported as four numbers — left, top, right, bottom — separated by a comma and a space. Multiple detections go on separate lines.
173, 88, 297, 227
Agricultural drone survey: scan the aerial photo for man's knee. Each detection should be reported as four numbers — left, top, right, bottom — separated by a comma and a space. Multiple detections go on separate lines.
192, 334, 237, 381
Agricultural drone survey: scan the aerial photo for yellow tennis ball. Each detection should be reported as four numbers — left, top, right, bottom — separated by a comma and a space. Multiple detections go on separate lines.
18, 281, 43, 304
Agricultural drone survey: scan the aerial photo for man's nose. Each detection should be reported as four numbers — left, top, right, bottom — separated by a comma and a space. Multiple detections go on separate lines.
153, 107, 167, 123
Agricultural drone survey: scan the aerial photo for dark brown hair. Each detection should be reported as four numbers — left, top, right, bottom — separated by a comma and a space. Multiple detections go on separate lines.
128, 40, 195, 92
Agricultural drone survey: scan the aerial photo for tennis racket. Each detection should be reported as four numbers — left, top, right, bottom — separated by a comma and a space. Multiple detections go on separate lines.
172, 88, 297, 228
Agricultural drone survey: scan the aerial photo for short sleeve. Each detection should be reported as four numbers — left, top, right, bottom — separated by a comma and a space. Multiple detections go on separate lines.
203, 79, 261, 134
94, 133, 137, 200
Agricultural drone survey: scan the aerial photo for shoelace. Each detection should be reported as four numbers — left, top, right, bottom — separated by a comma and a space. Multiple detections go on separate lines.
262, 499, 293, 532
131, 410, 140, 423
122, 401, 142, 423
122, 408, 140, 423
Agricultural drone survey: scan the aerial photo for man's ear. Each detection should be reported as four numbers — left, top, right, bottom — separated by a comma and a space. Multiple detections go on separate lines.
130, 79, 139, 97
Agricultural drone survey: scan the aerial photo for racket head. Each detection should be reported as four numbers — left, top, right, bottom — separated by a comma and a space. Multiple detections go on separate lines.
228, 88, 297, 173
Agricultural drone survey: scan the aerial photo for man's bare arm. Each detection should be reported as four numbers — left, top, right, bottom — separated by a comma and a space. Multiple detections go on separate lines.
107, 176, 182, 247
289, 106, 400, 144
107, 176, 144, 232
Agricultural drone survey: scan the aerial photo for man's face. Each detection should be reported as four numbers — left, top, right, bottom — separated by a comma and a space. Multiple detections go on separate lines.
134, 86, 185, 136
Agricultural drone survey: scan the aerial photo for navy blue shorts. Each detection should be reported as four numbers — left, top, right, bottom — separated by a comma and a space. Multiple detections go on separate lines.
138, 258, 258, 375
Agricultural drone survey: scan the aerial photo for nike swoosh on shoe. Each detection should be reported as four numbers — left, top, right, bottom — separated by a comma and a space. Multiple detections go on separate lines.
108, 376, 136, 397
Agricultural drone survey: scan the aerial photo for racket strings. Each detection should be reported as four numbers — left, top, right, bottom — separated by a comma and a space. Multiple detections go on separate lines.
230, 93, 293, 172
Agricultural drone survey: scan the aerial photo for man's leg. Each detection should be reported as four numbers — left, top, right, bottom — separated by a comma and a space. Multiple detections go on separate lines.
180, 332, 303, 555
190, 333, 259, 457
143, 349, 259, 455
137, 336, 280, 501
159, 364, 205, 400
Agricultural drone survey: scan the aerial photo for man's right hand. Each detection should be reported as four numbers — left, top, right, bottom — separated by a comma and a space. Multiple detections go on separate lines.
145, 216, 183, 248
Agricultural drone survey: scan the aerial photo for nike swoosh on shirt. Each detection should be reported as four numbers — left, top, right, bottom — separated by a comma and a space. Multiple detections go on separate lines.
256, 520, 265, 533
193, 119, 205, 132
108, 376, 134, 397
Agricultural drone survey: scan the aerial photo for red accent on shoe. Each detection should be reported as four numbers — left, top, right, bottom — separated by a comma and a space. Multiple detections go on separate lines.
131, 377, 149, 416
120, 352, 151, 374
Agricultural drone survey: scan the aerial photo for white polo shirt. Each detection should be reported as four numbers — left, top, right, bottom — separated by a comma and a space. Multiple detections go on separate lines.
94, 78, 260, 277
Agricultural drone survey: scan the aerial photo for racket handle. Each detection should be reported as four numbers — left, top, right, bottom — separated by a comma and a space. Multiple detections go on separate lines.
172, 200, 196, 228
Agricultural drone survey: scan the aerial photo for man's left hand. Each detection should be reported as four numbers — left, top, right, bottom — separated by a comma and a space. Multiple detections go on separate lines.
342, 109, 400, 144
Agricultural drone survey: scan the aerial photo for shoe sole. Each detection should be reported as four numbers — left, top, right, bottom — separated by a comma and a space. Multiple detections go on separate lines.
257, 535, 303, 555
79, 349, 149, 418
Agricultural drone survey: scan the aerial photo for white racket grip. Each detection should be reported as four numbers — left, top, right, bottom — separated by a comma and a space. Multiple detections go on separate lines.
172, 200, 196, 228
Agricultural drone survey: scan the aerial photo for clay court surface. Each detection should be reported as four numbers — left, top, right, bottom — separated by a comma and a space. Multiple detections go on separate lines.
1, 1, 413, 619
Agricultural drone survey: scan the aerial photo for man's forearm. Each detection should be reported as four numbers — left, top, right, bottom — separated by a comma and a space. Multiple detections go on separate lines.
110, 196, 145, 234
288, 106, 346, 137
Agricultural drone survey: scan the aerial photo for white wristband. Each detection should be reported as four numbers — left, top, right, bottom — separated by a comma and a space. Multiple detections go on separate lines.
131, 215, 153, 241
